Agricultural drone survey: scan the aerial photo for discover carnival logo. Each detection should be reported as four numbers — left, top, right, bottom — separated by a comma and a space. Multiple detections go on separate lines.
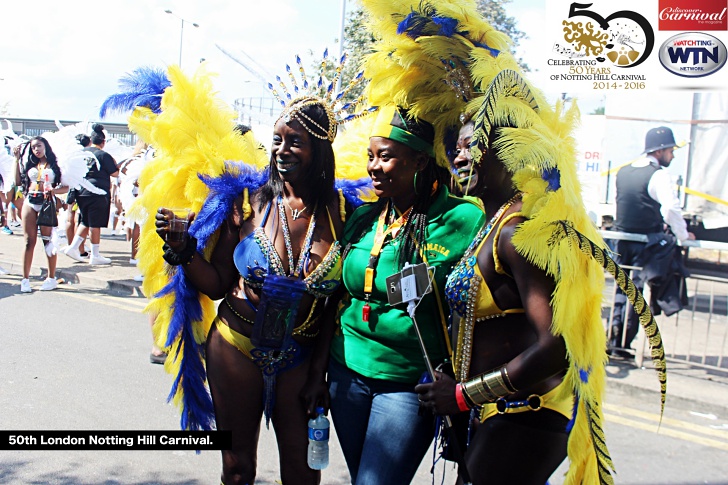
659, 0, 728, 31
659, 32, 727, 77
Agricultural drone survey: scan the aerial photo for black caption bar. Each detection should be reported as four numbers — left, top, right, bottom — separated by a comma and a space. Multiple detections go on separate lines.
0, 431, 231, 450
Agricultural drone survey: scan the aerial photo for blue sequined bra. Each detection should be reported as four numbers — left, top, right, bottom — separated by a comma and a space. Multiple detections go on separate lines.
233, 200, 342, 299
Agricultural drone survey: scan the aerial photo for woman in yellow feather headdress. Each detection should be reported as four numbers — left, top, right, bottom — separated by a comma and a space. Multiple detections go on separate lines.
417, 71, 588, 485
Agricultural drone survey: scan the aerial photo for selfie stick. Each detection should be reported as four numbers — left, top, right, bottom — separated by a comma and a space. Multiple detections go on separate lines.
403, 266, 473, 485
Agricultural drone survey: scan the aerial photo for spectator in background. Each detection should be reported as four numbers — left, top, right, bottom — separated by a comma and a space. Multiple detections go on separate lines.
63, 123, 119, 265
14, 138, 66, 292
117, 139, 150, 280
1, 138, 13, 235
610, 126, 696, 356
63, 133, 91, 258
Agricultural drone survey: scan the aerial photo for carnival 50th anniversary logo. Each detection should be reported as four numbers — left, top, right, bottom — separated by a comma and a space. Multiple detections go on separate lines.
546, 1, 655, 91
658, 0, 728, 31
659, 32, 727, 77
558, 3, 655, 67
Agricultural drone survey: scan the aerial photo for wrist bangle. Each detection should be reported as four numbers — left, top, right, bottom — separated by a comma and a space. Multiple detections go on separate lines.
501, 366, 517, 393
461, 365, 515, 407
455, 383, 471, 412
162, 235, 197, 266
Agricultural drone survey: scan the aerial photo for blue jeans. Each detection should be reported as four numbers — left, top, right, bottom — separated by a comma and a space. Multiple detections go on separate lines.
328, 358, 435, 485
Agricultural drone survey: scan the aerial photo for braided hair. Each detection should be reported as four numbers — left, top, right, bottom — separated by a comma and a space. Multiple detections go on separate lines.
342, 153, 450, 269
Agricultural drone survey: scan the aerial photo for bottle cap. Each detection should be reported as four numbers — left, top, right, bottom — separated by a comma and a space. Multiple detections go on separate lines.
316, 406, 325, 415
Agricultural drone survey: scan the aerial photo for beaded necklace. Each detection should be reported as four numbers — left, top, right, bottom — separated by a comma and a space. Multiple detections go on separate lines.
445, 193, 522, 380
361, 200, 412, 322
277, 196, 318, 278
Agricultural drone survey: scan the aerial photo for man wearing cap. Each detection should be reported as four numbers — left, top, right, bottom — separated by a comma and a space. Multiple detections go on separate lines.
610, 126, 695, 356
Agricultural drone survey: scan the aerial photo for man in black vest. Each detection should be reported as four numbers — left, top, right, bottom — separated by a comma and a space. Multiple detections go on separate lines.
610, 126, 695, 357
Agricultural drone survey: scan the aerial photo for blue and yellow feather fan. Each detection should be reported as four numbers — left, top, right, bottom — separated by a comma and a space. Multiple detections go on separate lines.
126, 66, 269, 431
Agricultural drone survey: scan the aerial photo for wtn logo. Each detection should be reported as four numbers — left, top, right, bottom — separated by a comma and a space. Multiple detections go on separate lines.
659, 32, 727, 77
668, 45, 720, 64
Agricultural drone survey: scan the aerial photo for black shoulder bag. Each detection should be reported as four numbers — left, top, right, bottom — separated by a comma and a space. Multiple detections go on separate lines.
37, 197, 58, 227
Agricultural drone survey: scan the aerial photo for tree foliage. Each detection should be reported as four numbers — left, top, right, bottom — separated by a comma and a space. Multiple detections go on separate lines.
476, 0, 529, 71
318, 0, 528, 106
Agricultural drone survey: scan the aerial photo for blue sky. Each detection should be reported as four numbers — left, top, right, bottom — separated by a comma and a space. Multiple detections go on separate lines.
0, 0, 545, 123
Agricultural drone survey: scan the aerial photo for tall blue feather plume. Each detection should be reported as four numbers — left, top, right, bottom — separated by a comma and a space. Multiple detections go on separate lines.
155, 161, 268, 432
99, 66, 171, 118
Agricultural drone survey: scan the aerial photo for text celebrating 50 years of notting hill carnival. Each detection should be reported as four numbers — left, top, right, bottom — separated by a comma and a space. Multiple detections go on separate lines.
0, 430, 232, 450
541, 0, 728, 92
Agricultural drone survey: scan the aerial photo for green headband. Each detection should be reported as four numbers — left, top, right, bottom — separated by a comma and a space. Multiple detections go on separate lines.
370, 105, 435, 157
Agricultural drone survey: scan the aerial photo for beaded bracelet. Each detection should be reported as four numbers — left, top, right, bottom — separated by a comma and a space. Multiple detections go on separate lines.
162, 235, 198, 266
454, 383, 471, 412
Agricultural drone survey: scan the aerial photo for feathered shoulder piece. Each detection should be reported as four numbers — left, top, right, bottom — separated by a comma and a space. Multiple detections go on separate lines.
37, 121, 107, 195
132, 66, 270, 431
333, 115, 378, 209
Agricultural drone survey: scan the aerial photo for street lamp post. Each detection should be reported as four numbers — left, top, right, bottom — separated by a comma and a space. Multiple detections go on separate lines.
164, 9, 199, 68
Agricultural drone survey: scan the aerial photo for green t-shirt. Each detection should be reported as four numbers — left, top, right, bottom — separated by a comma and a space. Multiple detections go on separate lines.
331, 187, 485, 383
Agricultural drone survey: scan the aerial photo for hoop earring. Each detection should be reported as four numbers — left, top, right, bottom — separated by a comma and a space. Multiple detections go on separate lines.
413, 171, 420, 195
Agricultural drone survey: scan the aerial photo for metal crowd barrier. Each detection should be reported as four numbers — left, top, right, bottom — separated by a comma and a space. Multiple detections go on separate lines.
600, 230, 728, 371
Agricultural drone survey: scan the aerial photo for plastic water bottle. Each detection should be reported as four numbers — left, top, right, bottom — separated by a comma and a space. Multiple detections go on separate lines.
307, 406, 330, 470
43, 174, 52, 194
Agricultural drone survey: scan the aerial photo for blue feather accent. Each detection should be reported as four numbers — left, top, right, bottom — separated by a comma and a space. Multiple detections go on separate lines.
99, 66, 171, 118
397, 11, 425, 38
195, 162, 268, 247
579, 367, 590, 383
335, 177, 371, 209
432, 15, 458, 36
566, 395, 579, 432
542, 167, 561, 191
473, 40, 501, 58
155, 161, 268, 431
397, 4, 460, 40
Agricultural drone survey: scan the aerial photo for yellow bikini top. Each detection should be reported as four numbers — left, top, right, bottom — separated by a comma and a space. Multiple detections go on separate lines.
471, 211, 526, 320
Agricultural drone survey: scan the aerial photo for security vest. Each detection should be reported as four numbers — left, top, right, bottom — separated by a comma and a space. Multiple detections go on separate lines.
615, 163, 663, 234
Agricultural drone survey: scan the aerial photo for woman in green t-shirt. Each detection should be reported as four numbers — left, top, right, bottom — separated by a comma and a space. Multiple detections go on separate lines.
303, 105, 484, 485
